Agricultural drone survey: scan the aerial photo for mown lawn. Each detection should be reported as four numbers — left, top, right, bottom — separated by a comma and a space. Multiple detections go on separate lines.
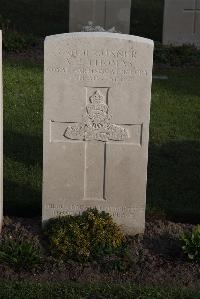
4, 60, 43, 216
3, 60, 200, 223
0, 282, 199, 299
148, 69, 200, 223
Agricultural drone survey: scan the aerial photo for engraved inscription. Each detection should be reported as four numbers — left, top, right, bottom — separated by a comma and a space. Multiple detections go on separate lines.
46, 46, 148, 83
64, 90, 128, 142
46, 203, 145, 219
50, 87, 141, 201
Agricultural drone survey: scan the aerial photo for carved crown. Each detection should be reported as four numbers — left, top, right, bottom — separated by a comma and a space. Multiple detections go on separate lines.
88, 90, 108, 113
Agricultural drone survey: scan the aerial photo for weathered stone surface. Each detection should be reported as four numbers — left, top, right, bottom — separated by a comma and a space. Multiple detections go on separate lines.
163, 0, 200, 48
43, 32, 154, 235
69, 0, 131, 34
0, 31, 3, 230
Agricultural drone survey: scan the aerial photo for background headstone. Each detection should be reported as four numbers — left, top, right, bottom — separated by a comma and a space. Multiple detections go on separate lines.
43, 32, 153, 235
69, 0, 131, 34
163, 0, 200, 48
0, 30, 3, 230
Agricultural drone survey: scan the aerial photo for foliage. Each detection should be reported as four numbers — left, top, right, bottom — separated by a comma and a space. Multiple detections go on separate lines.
0, 221, 42, 270
0, 238, 41, 270
0, 0, 164, 41
154, 42, 200, 67
181, 225, 200, 262
44, 208, 125, 262
0, 14, 37, 52
98, 241, 145, 272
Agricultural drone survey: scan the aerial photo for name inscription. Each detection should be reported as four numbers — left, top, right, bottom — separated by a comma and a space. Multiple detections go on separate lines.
46, 47, 148, 83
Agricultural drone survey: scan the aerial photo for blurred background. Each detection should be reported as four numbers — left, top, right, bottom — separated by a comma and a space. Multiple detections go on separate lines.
0, 0, 164, 41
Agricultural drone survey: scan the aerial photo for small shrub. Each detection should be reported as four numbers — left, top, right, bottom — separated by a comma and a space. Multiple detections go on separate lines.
0, 238, 41, 270
44, 208, 125, 262
181, 225, 200, 262
0, 220, 42, 270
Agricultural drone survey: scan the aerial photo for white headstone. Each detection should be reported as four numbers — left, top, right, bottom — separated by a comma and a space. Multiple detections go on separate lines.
163, 0, 200, 48
0, 30, 3, 230
43, 32, 154, 235
69, 0, 131, 34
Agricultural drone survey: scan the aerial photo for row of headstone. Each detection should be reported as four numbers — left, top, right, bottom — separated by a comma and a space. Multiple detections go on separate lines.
69, 0, 131, 34
69, 0, 200, 48
163, 0, 200, 48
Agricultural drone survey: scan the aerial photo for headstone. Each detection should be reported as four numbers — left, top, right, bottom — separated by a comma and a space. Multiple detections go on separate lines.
43, 32, 154, 235
163, 0, 200, 48
69, 0, 131, 34
0, 30, 3, 230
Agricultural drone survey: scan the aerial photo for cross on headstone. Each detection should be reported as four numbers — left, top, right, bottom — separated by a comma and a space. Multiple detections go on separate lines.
184, 0, 200, 34
51, 87, 141, 201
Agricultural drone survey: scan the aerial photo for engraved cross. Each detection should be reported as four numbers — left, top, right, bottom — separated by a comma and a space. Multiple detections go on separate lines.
50, 87, 142, 201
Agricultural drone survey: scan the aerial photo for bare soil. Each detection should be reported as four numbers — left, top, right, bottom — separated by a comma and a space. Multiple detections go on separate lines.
0, 216, 199, 289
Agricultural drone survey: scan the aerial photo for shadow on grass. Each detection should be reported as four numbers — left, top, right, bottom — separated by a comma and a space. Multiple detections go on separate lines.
4, 180, 41, 217
147, 140, 200, 224
3, 131, 200, 223
4, 130, 42, 217
4, 130, 42, 167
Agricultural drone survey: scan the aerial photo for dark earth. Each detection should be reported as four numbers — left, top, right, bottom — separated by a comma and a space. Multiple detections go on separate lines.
0, 216, 199, 289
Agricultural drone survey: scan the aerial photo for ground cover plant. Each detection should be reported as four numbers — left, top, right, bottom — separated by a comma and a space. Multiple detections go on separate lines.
44, 209, 125, 262
0, 216, 199, 289
0, 0, 163, 40
0, 218, 41, 270
181, 225, 200, 262
0, 238, 41, 271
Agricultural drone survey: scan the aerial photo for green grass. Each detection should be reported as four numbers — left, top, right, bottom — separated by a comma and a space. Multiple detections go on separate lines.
4, 61, 43, 216
148, 69, 200, 223
0, 282, 199, 299
3, 60, 200, 223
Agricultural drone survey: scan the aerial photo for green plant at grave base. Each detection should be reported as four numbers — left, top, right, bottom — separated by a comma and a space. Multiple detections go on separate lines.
44, 208, 125, 262
0, 238, 41, 270
180, 225, 200, 262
